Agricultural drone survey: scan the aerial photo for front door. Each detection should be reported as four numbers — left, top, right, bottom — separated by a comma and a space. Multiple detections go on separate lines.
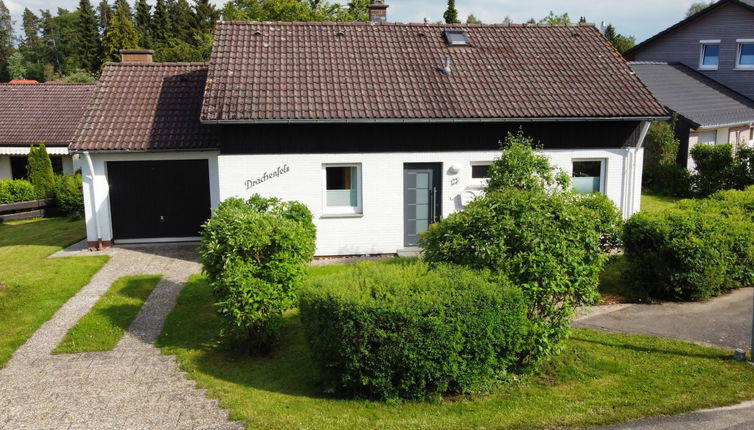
404, 163, 442, 247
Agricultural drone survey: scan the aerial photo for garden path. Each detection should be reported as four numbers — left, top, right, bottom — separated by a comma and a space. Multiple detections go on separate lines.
0, 242, 243, 430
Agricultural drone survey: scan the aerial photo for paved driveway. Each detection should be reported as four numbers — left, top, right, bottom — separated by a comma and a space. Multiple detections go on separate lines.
0, 242, 242, 430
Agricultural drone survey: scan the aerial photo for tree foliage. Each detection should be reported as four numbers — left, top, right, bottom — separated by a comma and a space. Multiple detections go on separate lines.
539, 11, 570, 25
443, 0, 459, 24
26, 143, 56, 199
604, 24, 635, 54
104, 1, 140, 62
0, 0, 13, 82
77, 0, 103, 74
686, 1, 714, 17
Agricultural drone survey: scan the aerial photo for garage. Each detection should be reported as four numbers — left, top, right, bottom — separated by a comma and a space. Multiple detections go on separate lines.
107, 159, 211, 241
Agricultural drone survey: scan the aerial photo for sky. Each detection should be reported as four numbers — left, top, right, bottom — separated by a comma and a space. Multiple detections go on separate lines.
4, 0, 701, 44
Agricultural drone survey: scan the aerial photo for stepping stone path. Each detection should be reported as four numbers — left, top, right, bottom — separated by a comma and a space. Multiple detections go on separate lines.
0, 242, 244, 430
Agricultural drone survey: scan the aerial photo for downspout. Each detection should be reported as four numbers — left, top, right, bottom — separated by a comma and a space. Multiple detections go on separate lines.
82, 151, 103, 250
630, 121, 652, 215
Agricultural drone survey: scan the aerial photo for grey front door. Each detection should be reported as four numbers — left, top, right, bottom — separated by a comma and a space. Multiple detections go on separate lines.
404, 163, 442, 247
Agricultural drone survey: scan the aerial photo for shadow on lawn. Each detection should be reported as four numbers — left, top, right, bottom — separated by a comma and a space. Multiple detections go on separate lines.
0, 218, 85, 248
572, 331, 729, 360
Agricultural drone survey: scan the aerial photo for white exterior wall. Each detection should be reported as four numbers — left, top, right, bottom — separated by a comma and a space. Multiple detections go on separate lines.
81, 151, 220, 245
217, 148, 642, 256
0, 146, 77, 179
0, 156, 10, 179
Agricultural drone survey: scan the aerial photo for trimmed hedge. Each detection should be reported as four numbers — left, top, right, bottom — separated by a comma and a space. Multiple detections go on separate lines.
0, 179, 37, 204
624, 188, 754, 301
299, 262, 528, 401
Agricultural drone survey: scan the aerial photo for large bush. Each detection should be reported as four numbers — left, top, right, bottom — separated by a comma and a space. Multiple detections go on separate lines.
0, 179, 37, 204
200, 195, 316, 354
53, 174, 84, 218
26, 143, 56, 199
624, 191, 754, 301
299, 262, 528, 401
691, 143, 736, 197
421, 189, 607, 367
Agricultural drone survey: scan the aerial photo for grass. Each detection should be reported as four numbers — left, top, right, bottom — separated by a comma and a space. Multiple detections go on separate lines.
598, 256, 637, 302
157, 274, 754, 430
0, 217, 108, 367
54, 275, 162, 353
641, 194, 681, 212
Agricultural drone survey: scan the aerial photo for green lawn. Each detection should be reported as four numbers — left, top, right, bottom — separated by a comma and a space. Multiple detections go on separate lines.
641, 194, 681, 212
0, 218, 108, 367
54, 274, 162, 353
157, 275, 754, 430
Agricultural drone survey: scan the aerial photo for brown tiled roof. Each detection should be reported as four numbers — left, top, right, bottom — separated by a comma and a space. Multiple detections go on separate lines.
201, 21, 667, 122
0, 83, 94, 147
72, 63, 218, 151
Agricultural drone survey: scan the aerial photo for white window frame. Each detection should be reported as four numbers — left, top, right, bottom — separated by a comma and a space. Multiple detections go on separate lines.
469, 161, 492, 185
699, 40, 721, 70
571, 158, 606, 194
321, 163, 363, 216
736, 39, 754, 70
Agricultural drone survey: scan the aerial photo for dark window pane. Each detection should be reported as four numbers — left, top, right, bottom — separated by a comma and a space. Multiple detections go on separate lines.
471, 164, 490, 178
50, 156, 63, 175
326, 167, 353, 190
573, 161, 601, 177
444, 30, 469, 46
703, 44, 719, 66
740, 43, 754, 66
10, 156, 28, 179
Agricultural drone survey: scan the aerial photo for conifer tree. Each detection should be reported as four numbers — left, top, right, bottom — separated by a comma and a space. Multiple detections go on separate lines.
39, 10, 63, 77
192, 0, 219, 35
0, 0, 13, 82
21, 9, 41, 64
98, 1, 113, 35
26, 143, 56, 198
103, 0, 140, 61
170, 0, 195, 44
134, 0, 153, 48
77, 0, 103, 73
152, 0, 171, 46
443, 0, 459, 24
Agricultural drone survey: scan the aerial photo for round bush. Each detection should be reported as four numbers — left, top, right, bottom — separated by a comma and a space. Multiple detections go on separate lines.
200, 195, 316, 354
299, 262, 528, 401
420, 189, 607, 367
53, 174, 84, 218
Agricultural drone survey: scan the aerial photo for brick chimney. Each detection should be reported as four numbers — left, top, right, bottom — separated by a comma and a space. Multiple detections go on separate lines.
120, 49, 154, 63
368, 0, 388, 23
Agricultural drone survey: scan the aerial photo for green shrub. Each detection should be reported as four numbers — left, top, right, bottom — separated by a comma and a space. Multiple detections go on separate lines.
574, 192, 624, 251
0, 179, 37, 204
642, 119, 691, 197
421, 189, 606, 367
200, 195, 316, 354
299, 262, 528, 401
691, 144, 736, 197
623, 204, 754, 301
53, 174, 84, 218
26, 143, 56, 199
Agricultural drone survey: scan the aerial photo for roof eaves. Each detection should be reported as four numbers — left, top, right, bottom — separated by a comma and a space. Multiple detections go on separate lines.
201, 116, 669, 125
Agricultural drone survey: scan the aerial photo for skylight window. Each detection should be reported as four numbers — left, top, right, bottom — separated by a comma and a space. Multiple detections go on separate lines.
444, 30, 469, 46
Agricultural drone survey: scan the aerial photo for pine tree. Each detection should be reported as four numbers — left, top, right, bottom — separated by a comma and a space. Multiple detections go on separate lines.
443, 0, 459, 24
114, 0, 132, 18
21, 9, 41, 64
77, 0, 103, 73
192, 0, 219, 35
26, 143, 56, 199
134, 0, 153, 48
170, 0, 194, 44
98, 1, 113, 34
39, 11, 64, 77
0, 0, 13, 82
604, 24, 636, 54
152, 0, 172, 45
103, 0, 140, 61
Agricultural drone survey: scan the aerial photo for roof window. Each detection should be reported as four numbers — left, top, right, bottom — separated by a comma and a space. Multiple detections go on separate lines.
444, 29, 469, 46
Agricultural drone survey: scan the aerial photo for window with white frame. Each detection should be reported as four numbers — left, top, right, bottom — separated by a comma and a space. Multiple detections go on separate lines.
323, 164, 362, 214
699, 41, 720, 69
470, 162, 491, 179
737, 40, 754, 69
697, 129, 718, 145
572, 160, 605, 194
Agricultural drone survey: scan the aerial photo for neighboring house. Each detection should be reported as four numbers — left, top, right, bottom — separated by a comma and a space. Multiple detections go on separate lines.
72, 3, 667, 254
624, 0, 754, 101
0, 83, 94, 180
630, 61, 754, 168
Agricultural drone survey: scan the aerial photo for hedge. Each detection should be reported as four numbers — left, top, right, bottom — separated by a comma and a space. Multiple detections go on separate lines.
53, 174, 84, 218
624, 188, 754, 301
0, 179, 37, 204
299, 262, 528, 401
200, 195, 316, 354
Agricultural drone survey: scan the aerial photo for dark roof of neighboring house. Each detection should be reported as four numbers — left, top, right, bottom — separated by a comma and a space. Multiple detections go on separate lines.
629, 61, 754, 128
0, 83, 94, 147
72, 63, 218, 151
201, 21, 667, 123
624, 0, 754, 58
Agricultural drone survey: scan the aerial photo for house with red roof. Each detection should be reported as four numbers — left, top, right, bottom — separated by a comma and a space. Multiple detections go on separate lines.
71, 2, 667, 253
0, 83, 94, 180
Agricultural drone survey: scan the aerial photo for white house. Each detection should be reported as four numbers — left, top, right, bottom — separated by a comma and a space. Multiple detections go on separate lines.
71, 4, 667, 256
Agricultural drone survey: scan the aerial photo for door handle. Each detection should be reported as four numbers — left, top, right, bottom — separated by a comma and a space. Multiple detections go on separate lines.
160, 215, 165, 223
432, 187, 437, 223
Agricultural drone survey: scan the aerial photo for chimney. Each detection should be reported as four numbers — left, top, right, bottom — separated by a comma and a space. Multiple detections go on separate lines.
120, 49, 154, 63
368, 0, 388, 23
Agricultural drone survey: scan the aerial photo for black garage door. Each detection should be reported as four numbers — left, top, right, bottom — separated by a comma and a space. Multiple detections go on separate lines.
107, 160, 211, 240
